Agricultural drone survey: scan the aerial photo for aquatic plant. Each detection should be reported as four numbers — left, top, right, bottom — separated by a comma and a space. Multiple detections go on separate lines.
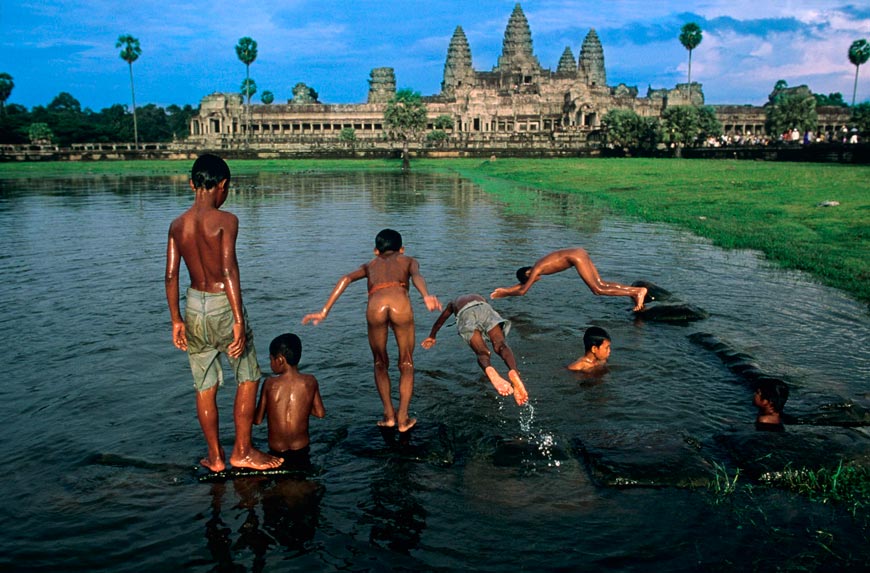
708, 461, 741, 502
759, 460, 870, 517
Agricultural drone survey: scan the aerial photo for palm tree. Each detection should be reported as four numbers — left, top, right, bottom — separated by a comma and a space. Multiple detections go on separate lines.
235, 37, 258, 143
848, 39, 870, 106
116, 35, 141, 149
384, 89, 428, 171
0, 73, 13, 114
679, 23, 703, 104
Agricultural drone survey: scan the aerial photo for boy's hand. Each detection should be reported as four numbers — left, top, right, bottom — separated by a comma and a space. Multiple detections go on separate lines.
228, 323, 246, 358
423, 295, 442, 311
302, 312, 326, 325
490, 288, 508, 299
172, 321, 188, 351
421, 337, 436, 349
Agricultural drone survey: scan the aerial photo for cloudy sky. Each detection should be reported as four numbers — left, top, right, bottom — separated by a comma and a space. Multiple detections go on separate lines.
3, 0, 869, 111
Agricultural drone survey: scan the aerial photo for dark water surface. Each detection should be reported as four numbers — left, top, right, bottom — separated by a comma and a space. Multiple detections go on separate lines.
1, 171, 868, 572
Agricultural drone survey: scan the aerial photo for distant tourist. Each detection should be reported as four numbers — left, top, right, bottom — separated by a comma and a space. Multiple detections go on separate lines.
254, 333, 325, 469
490, 248, 647, 311
421, 293, 528, 405
303, 229, 441, 432
165, 153, 282, 472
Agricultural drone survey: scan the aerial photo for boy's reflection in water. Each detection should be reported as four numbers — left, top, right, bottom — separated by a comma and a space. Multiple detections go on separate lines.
204, 473, 325, 570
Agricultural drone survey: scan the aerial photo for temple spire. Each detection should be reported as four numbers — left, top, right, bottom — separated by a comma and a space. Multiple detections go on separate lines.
441, 26, 474, 97
556, 46, 576, 75
495, 3, 541, 75
578, 28, 606, 86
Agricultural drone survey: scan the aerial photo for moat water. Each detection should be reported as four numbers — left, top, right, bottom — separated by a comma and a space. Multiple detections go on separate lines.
0, 170, 868, 572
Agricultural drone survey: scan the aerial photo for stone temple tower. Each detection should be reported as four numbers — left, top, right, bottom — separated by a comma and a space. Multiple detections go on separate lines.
578, 28, 606, 87
556, 46, 576, 76
441, 26, 474, 97
495, 3, 542, 78
367, 67, 396, 104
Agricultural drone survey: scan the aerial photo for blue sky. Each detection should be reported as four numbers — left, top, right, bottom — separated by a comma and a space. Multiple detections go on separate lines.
3, 0, 869, 111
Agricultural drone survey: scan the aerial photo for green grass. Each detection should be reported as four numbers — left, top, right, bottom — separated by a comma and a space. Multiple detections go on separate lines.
2, 156, 869, 304
759, 461, 870, 518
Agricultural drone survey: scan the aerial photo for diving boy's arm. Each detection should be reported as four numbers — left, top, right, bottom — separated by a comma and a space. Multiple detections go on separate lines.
302, 265, 367, 325
421, 301, 455, 349
408, 258, 442, 311
165, 226, 187, 351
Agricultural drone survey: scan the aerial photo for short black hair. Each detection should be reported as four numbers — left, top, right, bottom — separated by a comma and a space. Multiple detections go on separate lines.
191, 153, 230, 190
516, 266, 532, 284
583, 326, 611, 353
376, 228, 402, 252
756, 378, 790, 413
269, 333, 302, 366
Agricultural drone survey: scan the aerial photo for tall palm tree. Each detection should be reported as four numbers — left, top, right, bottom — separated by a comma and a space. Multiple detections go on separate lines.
0, 73, 13, 114
679, 23, 703, 104
235, 37, 258, 143
848, 39, 870, 106
116, 35, 141, 149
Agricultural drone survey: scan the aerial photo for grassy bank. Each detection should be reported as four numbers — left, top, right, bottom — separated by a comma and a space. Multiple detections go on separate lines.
2, 157, 868, 304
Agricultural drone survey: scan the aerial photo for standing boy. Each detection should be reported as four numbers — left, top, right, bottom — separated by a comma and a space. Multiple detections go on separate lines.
566, 326, 611, 372
302, 229, 441, 432
490, 248, 647, 311
165, 153, 281, 472
421, 294, 528, 405
254, 333, 325, 468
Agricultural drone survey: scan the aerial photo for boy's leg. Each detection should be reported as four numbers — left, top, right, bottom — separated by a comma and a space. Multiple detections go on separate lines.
572, 251, 647, 310
488, 326, 529, 405
195, 385, 225, 472
229, 380, 283, 470
367, 319, 397, 427
469, 330, 512, 396
390, 315, 418, 432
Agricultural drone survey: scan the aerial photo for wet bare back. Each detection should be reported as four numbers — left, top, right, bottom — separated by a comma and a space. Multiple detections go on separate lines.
168, 206, 240, 293
260, 373, 324, 452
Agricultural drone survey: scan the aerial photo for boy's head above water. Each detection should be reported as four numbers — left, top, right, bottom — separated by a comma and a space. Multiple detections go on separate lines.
190, 153, 231, 190
754, 378, 790, 414
375, 228, 402, 253
269, 333, 302, 368
583, 326, 611, 356
516, 266, 532, 284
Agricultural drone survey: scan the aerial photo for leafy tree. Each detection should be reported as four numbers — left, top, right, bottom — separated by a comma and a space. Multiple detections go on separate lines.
696, 105, 723, 140
383, 88, 428, 171
765, 84, 817, 137
166, 104, 197, 139
240, 78, 257, 101
291, 82, 318, 103
679, 23, 703, 102
433, 114, 454, 130
339, 127, 357, 146
426, 129, 448, 146
0, 103, 30, 143
260, 90, 274, 105
814, 92, 847, 107
235, 36, 258, 141
28, 122, 53, 144
116, 35, 141, 148
848, 39, 869, 106
660, 105, 720, 148
774, 79, 789, 91
851, 102, 870, 134
0, 73, 14, 114
602, 108, 661, 153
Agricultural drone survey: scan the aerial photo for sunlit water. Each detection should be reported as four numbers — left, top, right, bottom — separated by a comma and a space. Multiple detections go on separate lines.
0, 170, 868, 571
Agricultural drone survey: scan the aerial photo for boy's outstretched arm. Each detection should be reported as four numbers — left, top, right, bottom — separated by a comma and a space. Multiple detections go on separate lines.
408, 258, 442, 311
421, 302, 455, 349
302, 266, 367, 325
165, 229, 187, 351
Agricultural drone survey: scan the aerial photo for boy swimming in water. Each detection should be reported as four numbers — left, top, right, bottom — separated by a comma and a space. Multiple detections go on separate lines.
255, 333, 325, 468
165, 153, 282, 472
302, 229, 441, 432
490, 248, 647, 311
421, 294, 528, 405
566, 326, 611, 372
754, 378, 790, 431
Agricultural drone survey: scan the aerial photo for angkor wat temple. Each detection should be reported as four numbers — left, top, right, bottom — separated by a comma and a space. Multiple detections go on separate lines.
187, 3, 849, 156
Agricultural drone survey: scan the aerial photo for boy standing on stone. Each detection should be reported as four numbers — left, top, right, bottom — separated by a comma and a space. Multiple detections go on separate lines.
302, 229, 441, 432
165, 153, 282, 472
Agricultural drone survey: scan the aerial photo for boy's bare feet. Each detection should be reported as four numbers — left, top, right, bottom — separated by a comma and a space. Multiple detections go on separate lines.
398, 417, 417, 433
377, 416, 397, 428
485, 366, 514, 396
632, 288, 648, 311
200, 449, 226, 473
229, 448, 283, 470
508, 370, 529, 406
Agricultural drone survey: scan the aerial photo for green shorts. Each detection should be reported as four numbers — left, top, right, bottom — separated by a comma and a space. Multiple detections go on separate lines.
184, 288, 261, 392
456, 300, 511, 344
